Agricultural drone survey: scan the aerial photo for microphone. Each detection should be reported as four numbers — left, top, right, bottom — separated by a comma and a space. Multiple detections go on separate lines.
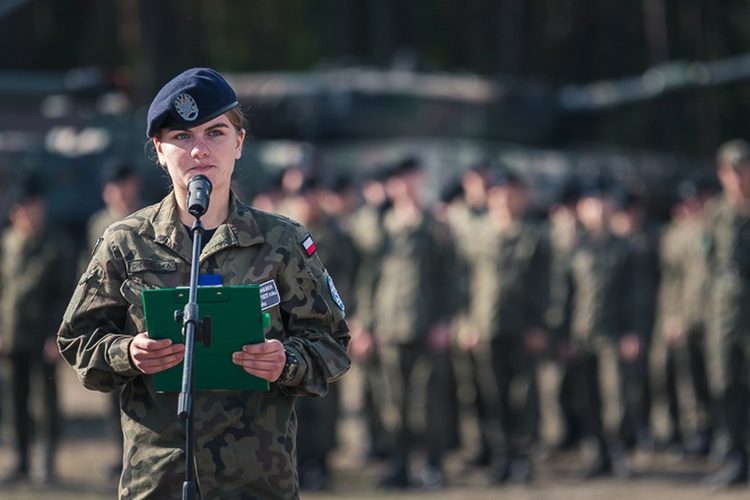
186, 175, 212, 218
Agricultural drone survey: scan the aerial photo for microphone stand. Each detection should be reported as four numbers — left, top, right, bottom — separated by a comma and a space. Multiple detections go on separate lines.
177, 217, 208, 500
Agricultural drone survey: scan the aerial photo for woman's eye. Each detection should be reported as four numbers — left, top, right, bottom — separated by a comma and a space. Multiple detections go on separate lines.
174, 132, 190, 140
208, 129, 224, 137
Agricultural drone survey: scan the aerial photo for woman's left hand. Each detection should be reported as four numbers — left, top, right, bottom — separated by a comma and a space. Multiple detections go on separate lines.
232, 339, 286, 382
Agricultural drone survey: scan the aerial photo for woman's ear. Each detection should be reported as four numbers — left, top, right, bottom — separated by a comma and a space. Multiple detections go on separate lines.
235, 129, 246, 160
153, 137, 167, 167
234, 129, 246, 160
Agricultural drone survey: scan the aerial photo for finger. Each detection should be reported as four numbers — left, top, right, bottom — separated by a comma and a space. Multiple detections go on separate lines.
231, 354, 276, 371
136, 342, 185, 359
137, 337, 175, 351
232, 354, 283, 375
137, 351, 185, 374
243, 338, 284, 353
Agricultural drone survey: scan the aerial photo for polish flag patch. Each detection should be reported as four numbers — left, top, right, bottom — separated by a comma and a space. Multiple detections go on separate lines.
301, 234, 316, 256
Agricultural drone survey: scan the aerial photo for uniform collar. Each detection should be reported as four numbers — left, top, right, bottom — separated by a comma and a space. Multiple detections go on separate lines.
149, 191, 265, 260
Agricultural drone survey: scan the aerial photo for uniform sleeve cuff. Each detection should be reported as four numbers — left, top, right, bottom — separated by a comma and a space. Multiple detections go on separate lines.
278, 346, 308, 387
109, 337, 142, 377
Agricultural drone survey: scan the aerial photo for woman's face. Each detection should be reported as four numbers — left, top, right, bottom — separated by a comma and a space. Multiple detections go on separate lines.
153, 113, 245, 199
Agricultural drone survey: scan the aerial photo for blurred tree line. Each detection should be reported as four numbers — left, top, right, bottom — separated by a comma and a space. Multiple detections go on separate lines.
1, 0, 750, 156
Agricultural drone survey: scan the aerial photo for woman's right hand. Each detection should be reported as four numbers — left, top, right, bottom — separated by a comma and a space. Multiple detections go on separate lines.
129, 332, 185, 374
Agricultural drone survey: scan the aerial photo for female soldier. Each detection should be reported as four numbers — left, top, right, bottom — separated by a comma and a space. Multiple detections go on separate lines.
57, 67, 351, 499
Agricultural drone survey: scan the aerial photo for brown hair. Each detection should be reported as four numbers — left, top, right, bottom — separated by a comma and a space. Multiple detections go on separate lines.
147, 105, 248, 164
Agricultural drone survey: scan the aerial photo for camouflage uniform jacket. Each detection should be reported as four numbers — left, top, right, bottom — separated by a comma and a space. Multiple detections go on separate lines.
565, 231, 638, 342
306, 214, 360, 312
58, 192, 351, 500
657, 216, 710, 336
371, 207, 456, 344
0, 225, 73, 353
468, 218, 550, 341
706, 194, 750, 339
349, 203, 386, 332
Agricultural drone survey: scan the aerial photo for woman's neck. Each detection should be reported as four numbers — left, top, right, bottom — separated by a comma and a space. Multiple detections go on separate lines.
176, 186, 231, 229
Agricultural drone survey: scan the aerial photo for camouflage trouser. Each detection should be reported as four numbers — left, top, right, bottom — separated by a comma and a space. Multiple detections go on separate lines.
296, 380, 340, 464
2, 351, 60, 468
379, 342, 458, 469
472, 337, 539, 461
563, 337, 650, 446
708, 332, 750, 452
664, 325, 713, 438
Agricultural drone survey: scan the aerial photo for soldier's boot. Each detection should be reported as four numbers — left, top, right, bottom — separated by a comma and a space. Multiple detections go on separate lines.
581, 435, 613, 480
684, 428, 713, 457
705, 448, 749, 489
487, 456, 511, 484
37, 444, 57, 485
418, 455, 444, 490
377, 458, 410, 489
464, 437, 492, 468
0, 447, 29, 484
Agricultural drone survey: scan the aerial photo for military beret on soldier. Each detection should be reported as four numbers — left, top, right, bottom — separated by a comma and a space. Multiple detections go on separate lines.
100, 159, 138, 186
716, 139, 750, 169
557, 177, 581, 205
578, 176, 614, 199
438, 176, 464, 204
12, 171, 45, 205
487, 168, 524, 188
393, 156, 423, 176
146, 67, 239, 138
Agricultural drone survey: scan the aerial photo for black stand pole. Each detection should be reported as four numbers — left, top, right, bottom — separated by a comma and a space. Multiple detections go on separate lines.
178, 219, 205, 500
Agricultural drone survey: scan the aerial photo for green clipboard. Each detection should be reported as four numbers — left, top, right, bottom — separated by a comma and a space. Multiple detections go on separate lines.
142, 285, 271, 392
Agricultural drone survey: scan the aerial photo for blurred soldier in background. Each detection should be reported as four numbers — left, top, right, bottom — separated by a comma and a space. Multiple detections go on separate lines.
441, 162, 493, 468
0, 174, 75, 484
460, 170, 551, 484
610, 184, 660, 453
373, 157, 458, 489
560, 179, 642, 478
292, 175, 360, 490
704, 139, 750, 487
83, 160, 143, 265
82, 160, 143, 478
348, 167, 392, 462
544, 179, 582, 453
656, 178, 715, 456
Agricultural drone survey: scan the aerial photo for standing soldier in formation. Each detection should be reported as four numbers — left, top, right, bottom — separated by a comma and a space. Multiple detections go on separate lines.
609, 186, 660, 452
83, 161, 143, 268
373, 157, 457, 489
704, 139, 750, 487
348, 167, 392, 462
291, 176, 360, 490
0, 175, 75, 484
444, 162, 493, 468
544, 180, 582, 452
461, 171, 551, 483
560, 180, 642, 478
656, 179, 714, 456
82, 160, 144, 477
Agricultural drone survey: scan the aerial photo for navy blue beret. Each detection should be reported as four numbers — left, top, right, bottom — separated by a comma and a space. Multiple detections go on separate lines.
146, 67, 239, 138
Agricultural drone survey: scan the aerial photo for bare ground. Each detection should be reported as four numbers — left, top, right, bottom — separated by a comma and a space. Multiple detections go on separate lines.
0, 367, 747, 500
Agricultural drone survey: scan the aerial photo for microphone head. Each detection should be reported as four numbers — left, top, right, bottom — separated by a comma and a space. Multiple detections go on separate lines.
187, 175, 212, 218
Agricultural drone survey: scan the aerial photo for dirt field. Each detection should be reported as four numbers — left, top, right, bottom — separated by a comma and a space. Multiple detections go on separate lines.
0, 366, 748, 500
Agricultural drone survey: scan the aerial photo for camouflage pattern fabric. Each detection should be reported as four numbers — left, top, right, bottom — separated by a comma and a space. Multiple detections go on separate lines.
372, 208, 455, 343
58, 192, 351, 499
566, 233, 638, 342
467, 218, 550, 341
705, 194, 750, 452
0, 226, 74, 353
